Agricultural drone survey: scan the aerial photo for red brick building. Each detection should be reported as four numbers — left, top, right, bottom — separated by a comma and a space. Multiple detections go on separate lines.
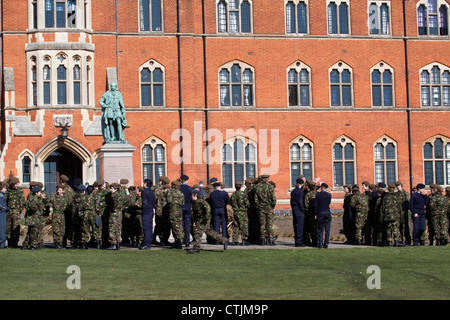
1, 0, 449, 209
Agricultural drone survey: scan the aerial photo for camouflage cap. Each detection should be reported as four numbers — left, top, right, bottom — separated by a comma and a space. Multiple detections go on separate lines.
60, 175, 69, 182
436, 185, 444, 192
29, 181, 38, 187
192, 184, 200, 189
235, 181, 243, 186
10, 177, 20, 184
110, 182, 120, 189
245, 177, 254, 184
445, 186, 450, 192
388, 183, 396, 189
395, 181, 403, 186
159, 176, 170, 184
362, 181, 370, 186
36, 182, 44, 188
171, 180, 181, 186
120, 179, 129, 185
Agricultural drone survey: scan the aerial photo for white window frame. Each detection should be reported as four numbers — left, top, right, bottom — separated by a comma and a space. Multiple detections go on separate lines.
216, 0, 253, 34
326, 0, 352, 35
332, 135, 357, 188
419, 62, 450, 107
370, 61, 395, 107
287, 60, 312, 107
139, 59, 166, 108
329, 61, 354, 107
423, 134, 450, 186
218, 60, 255, 108
373, 135, 398, 185
285, 0, 309, 35
140, 136, 167, 184
417, 0, 450, 36
368, 1, 391, 36
138, 0, 164, 32
289, 135, 314, 187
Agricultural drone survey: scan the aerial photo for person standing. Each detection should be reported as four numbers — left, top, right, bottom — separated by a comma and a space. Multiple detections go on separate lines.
291, 178, 306, 247
342, 184, 355, 244
381, 184, 403, 247
5, 177, 25, 248
315, 183, 332, 248
23, 186, 46, 250
49, 185, 69, 249
0, 182, 10, 249
254, 174, 277, 246
303, 180, 318, 247
179, 175, 193, 247
209, 182, 230, 239
428, 185, 448, 246
409, 184, 428, 246
106, 183, 124, 250
230, 181, 250, 246
167, 181, 185, 249
139, 179, 155, 250
350, 186, 369, 245
395, 181, 411, 245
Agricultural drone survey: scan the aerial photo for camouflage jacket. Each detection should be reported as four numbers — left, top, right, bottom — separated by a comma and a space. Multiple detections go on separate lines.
93, 189, 108, 214
6, 187, 25, 213
304, 190, 317, 215
396, 189, 410, 213
154, 187, 168, 216
25, 194, 46, 227
381, 191, 401, 222
230, 190, 250, 213
254, 182, 276, 209
428, 192, 447, 216
110, 191, 125, 214
49, 193, 69, 214
127, 192, 142, 216
350, 191, 369, 213
192, 197, 211, 225
167, 189, 185, 212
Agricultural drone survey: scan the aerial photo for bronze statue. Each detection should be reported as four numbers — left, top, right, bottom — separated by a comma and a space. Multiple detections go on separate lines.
99, 82, 127, 143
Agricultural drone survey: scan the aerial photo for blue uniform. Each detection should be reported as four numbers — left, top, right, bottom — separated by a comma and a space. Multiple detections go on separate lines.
0, 191, 10, 249
210, 189, 230, 238
141, 187, 155, 247
179, 183, 193, 245
315, 190, 332, 248
409, 192, 428, 245
290, 186, 305, 247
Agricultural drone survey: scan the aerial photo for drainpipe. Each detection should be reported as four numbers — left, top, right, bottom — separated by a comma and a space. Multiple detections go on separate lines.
0, 0, 4, 150
177, 0, 184, 175
115, 0, 119, 83
202, 0, 210, 182
403, 0, 413, 193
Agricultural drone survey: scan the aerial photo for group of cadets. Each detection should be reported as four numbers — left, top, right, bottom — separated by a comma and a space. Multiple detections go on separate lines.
343, 180, 450, 247
1, 173, 277, 252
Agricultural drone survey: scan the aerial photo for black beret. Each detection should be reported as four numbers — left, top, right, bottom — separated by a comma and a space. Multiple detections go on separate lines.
416, 183, 425, 189
377, 182, 387, 188
321, 183, 329, 188
78, 185, 87, 191
295, 178, 304, 184
192, 190, 201, 195
213, 182, 221, 187
180, 175, 189, 181
31, 186, 41, 193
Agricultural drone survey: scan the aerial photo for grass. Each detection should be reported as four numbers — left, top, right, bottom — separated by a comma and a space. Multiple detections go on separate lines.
0, 246, 449, 300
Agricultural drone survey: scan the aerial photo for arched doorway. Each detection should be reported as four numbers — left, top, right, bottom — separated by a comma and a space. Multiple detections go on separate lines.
44, 148, 82, 194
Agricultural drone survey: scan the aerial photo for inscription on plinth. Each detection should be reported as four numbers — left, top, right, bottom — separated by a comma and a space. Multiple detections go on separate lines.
96, 143, 136, 185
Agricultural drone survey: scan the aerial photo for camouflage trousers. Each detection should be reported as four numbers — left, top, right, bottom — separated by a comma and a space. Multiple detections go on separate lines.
52, 211, 65, 246
6, 211, 23, 247
169, 209, 184, 243
384, 220, 401, 244
108, 210, 123, 245
304, 212, 318, 245
82, 211, 102, 243
231, 210, 249, 242
130, 214, 143, 244
23, 215, 44, 248
153, 210, 171, 243
258, 208, 274, 239
355, 211, 369, 240
432, 214, 448, 240
193, 222, 227, 250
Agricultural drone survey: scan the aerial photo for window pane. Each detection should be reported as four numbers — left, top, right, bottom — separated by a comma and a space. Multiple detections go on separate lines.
155, 164, 165, 183
435, 161, 444, 185
369, 4, 379, 34
152, 0, 162, 31
424, 161, 434, 185
446, 143, 450, 159
246, 163, 256, 179
300, 85, 310, 106
288, 70, 297, 83
344, 162, 354, 185
57, 65, 66, 80
241, 1, 251, 33
386, 161, 396, 184
232, 85, 241, 106
45, 0, 54, 28
141, 68, 151, 82
384, 85, 393, 106
74, 82, 80, 104
374, 143, 384, 160
328, 3, 338, 34
153, 68, 163, 82
447, 161, 450, 185
140, 0, 150, 31
229, 11, 239, 32
375, 162, 385, 184
57, 82, 66, 104
23, 157, 31, 183
432, 86, 441, 106
418, 5, 427, 35
299, 70, 309, 83
302, 144, 312, 161
333, 162, 343, 186
383, 70, 392, 83
344, 144, 354, 160
435, 138, 444, 158
421, 86, 431, 106
245, 144, 256, 161
431, 67, 441, 84
220, 69, 229, 83
440, 5, 449, 35
289, 85, 298, 106
243, 70, 252, 83
235, 163, 244, 183
286, 2, 296, 33
220, 85, 230, 106
341, 70, 351, 83
372, 85, 382, 106
298, 2, 308, 33
303, 163, 312, 180
218, 1, 227, 32
386, 143, 396, 159
444, 86, 450, 106
339, 3, 349, 34
141, 84, 151, 106
342, 85, 352, 106
333, 144, 342, 160
56, 2, 66, 28
372, 70, 381, 83
380, 3, 390, 35
73, 65, 80, 80
291, 163, 300, 187
143, 164, 153, 180
424, 143, 433, 159
153, 84, 163, 106
223, 164, 233, 188
234, 140, 244, 161
330, 69, 339, 83
421, 70, 430, 84
443, 71, 450, 84
44, 82, 51, 104
231, 65, 241, 83
291, 144, 300, 161
331, 86, 340, 106
223, 144, 232, 162
142, 145, 152, 162
155, 145, 165, 162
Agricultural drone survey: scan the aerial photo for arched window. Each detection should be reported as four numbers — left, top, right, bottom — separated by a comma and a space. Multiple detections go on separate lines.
219, 61, 254, 107
140, 59, 165, 107
141, 137, 166, 184
330, 61, 353, 107
332, 136, 356, 187
420, 63, 450, 107
290, 136, 314, 187
327, 0, 350, 35
374, 136, 397, 184
56, 53, 67, 105
43, 56, 51, 105
423, 135, 450, 186
417, 0, 449, 36
288, 61, 311, 107
222, 137, 257, 188
217, 0, 252, 33
371, 61, 394, 107
286, 1, 308, 34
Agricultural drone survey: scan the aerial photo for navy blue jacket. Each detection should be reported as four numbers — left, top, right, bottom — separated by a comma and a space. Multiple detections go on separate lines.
0, 192, 10, 213
210, 189, 229, 209
314, 190, 332, 215
179, 184, 193, 211
141, 187, 155, 215
409, 192, 428, 216
290, 186, 304, 213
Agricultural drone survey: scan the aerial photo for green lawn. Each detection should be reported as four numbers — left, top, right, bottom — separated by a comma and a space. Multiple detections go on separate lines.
0, 246, 449, 300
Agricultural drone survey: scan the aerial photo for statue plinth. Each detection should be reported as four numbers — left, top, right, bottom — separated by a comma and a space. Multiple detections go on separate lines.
96, 143, 136, 185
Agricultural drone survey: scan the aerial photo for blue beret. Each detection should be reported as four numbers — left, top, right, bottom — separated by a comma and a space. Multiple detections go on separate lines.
210, 177, 218, 183
321, 183, 329, 188
192, 190, 201, 196
78, 185, 87, 191
31, 186, 41, 193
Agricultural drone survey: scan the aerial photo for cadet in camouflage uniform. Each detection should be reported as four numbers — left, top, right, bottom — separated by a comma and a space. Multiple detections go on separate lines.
395, 181, 411, 245
106, 183, 124, 250
428, 185, 448, 245
152, 176, 171, 245
49, 185, 69, 249
71, 184, 87, 248
60, 175, 75, 248
189, 190, 229, 253
426, 184, 438, 244
244, 177, 260, 244
230, 181, 250, 245
446, 187, 450, 241
254, 174, 277, 245
350, 186, 369, 245
5, 177, 25, 248
128, 186, 143, 247
167, 180, 185, 249
119, 179, 132, 246
374, 183, 387, 245
381, 184, 402, 246
81, 185, 102, 249
23, 186, 46, 249
303, 180, 318, 247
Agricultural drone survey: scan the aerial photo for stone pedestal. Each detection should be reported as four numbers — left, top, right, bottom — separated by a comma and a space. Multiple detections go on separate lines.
96, 143, 136, 185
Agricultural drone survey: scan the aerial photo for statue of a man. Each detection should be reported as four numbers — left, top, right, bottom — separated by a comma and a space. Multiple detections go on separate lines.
99, 82, 127, 143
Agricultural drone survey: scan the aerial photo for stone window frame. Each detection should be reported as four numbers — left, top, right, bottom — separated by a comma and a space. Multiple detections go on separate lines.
329, 61, 354, 107
218, 60, 255, 108
27, 50, 94, 108
368, 1, 392, 36
28, 0, 92, 31
221, 135, 258, 190
285, 0, 309, 35
326, 0, 352, 36
419, 62, 450, 107
370, 61, 395, 108
373, 135, 398, 185
141, 136, 167, 184
332, 135, 357, 188
423, 134, 450, 186
138, 0, 164, 32
139, 59, 166, 108
289, 135, 314, 188
417, 0, 449, 37
216, 0, 253, 34
15, 150, 35, 187
287, 60, 312, 108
